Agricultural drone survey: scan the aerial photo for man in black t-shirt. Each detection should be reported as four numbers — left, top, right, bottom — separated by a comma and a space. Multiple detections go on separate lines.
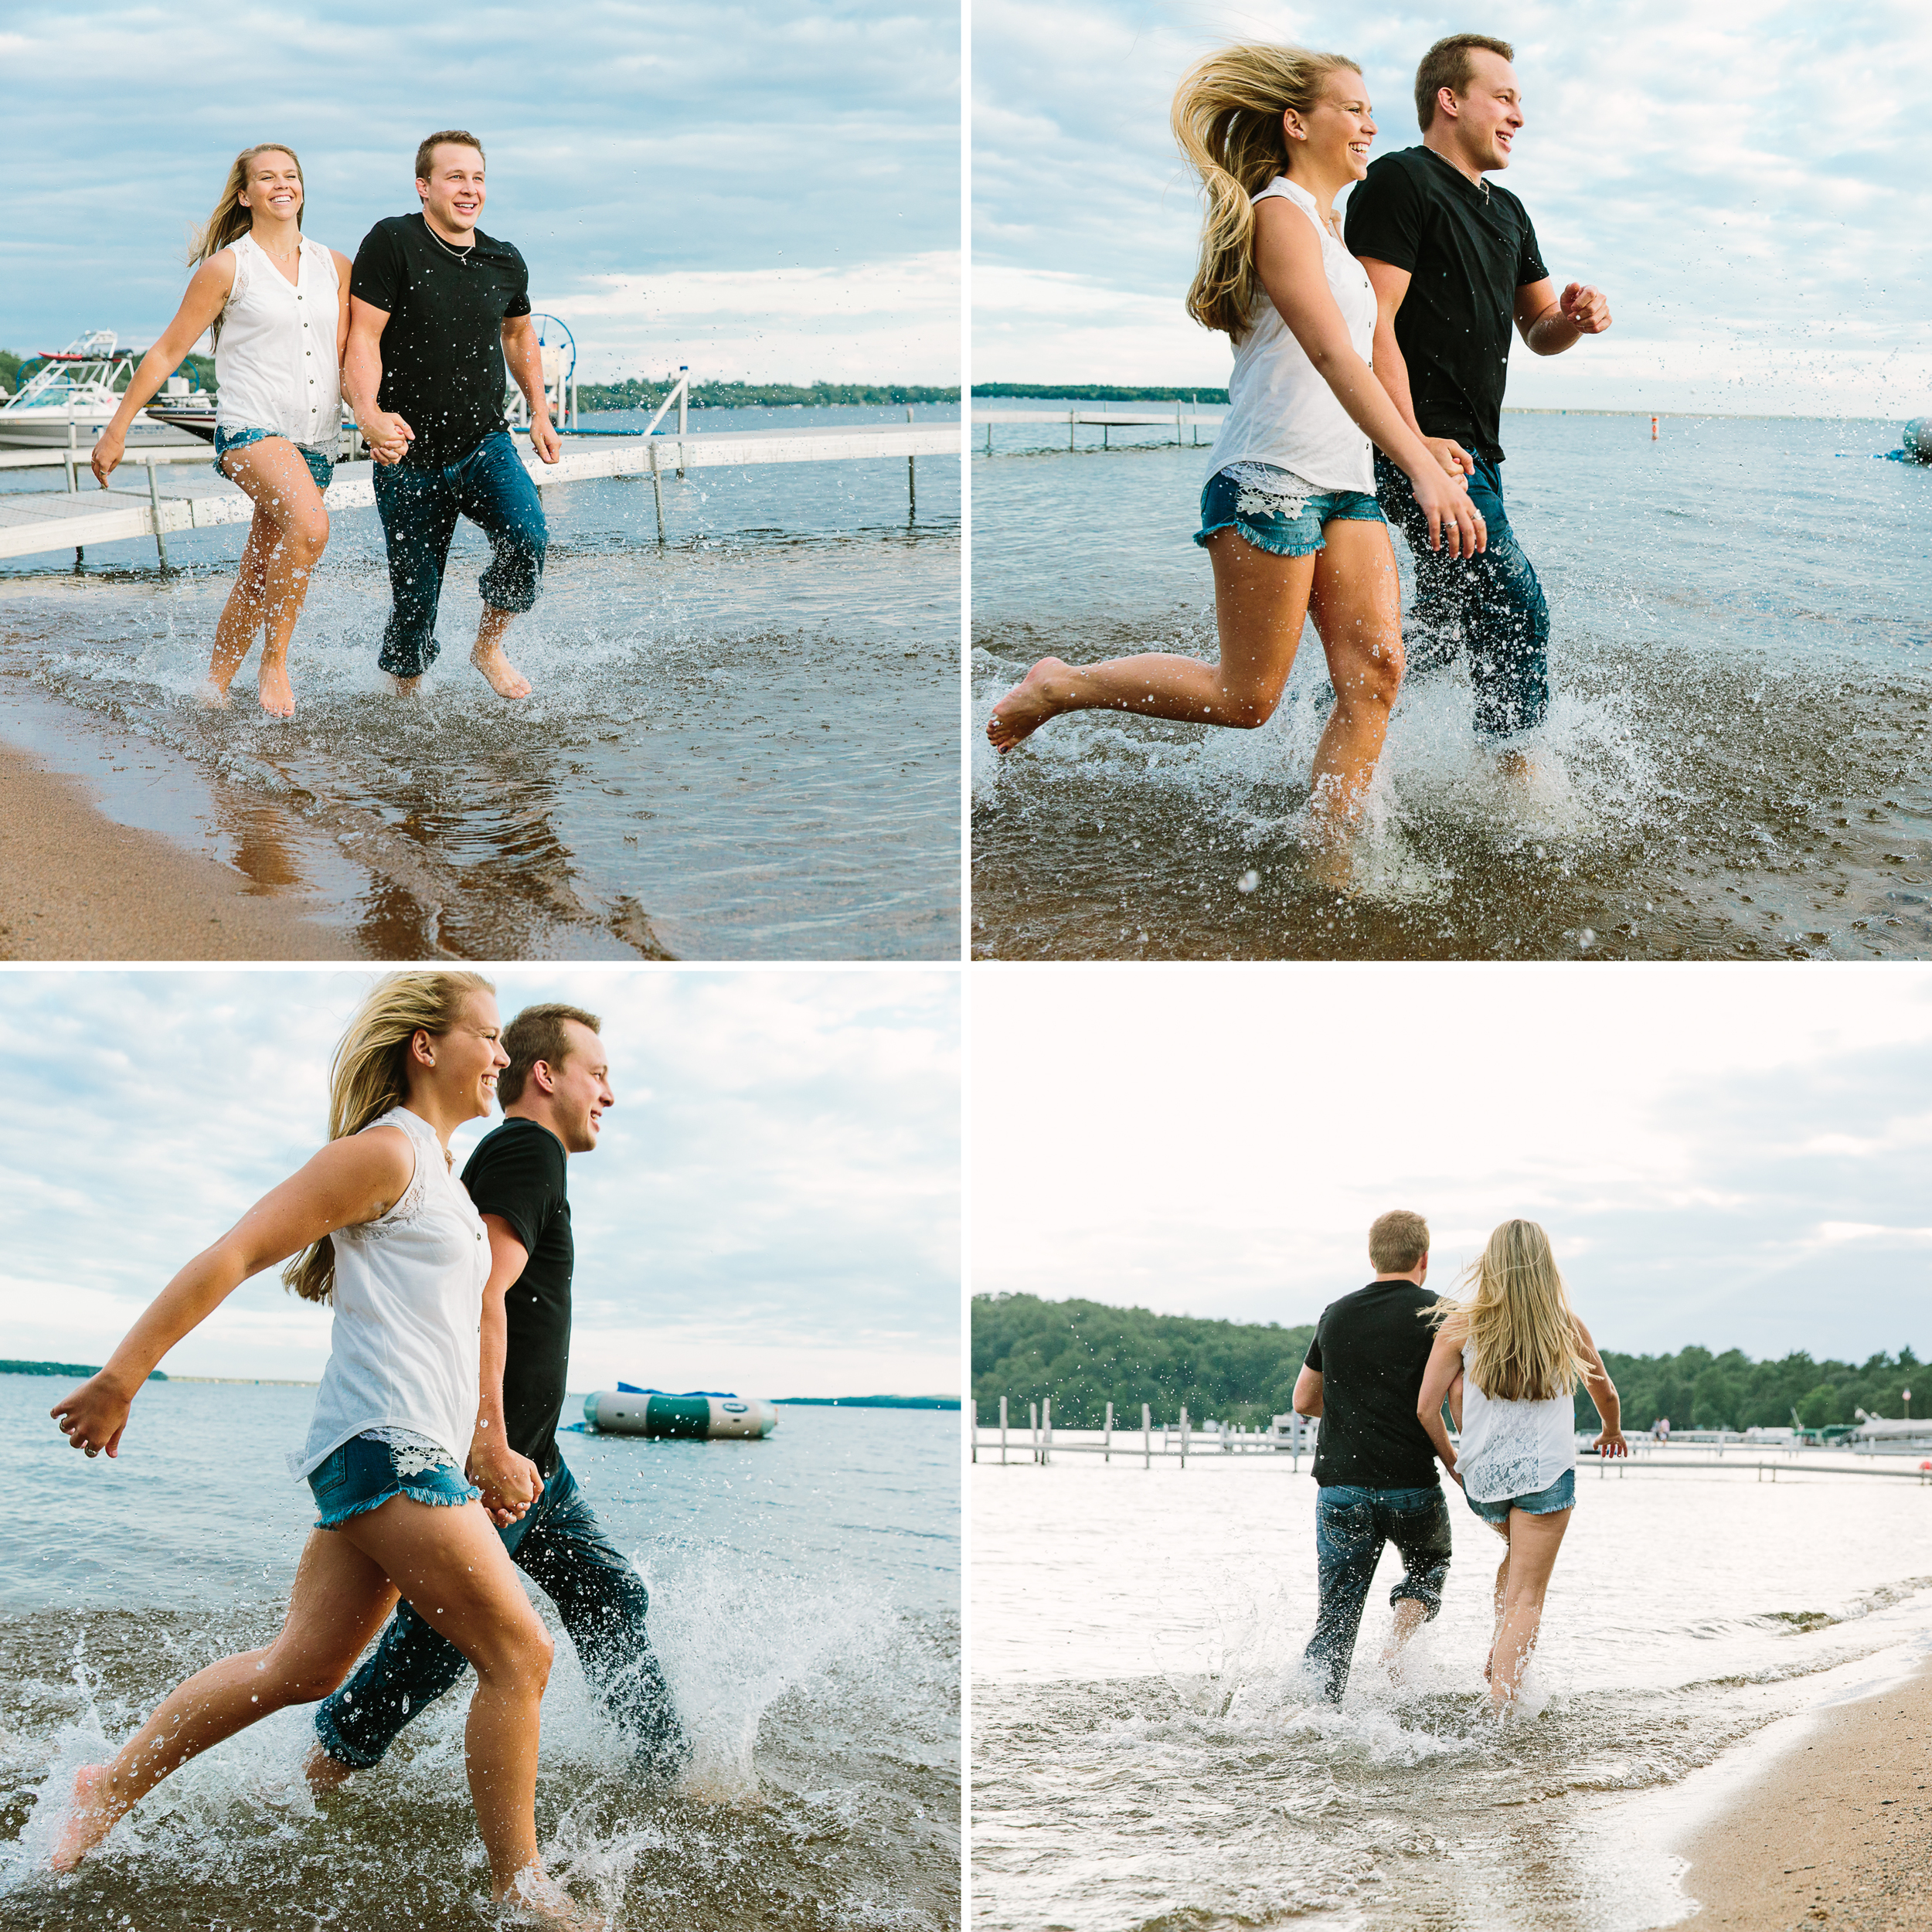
1343, 36, 1612, 750
309, 1003, 687, 1786
1292, 1209, 1457, 1701
344, 130, 562, 699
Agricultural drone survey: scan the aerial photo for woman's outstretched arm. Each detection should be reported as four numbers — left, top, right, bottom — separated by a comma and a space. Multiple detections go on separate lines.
1574, 1318, 1628, 1458
1416, 1325, 1466, 1484
1252, 198, 1484, 557
50, 1128, 415, 1458
90, 256, 236, 487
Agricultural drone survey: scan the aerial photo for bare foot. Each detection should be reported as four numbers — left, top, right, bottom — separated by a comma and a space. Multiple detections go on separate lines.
471, 640, 532, 700
496, 1864, 607, 1928
49, 1764, 117, 1872
986, 658, 1076, 752
196, 677, 233, 710
303, 1744, 353, 1797
257, 660, 294, 719
1496, 747, 1536, 784
388, 673, 423, 698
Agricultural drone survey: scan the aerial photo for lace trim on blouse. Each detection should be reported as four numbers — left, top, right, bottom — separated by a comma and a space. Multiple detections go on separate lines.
1218, 460, 1318, 521
359, 1427, 462, 1477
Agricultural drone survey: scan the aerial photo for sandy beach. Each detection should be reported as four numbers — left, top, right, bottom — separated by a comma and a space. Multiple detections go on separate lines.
0, 741, 352, 960
1673, 1658, 1932, 1931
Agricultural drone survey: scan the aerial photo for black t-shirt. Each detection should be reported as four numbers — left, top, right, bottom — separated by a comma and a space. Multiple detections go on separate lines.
349, 213, 531, 465
1304, 1281, 1442, 1489
461, 1117, 572, 1479
1343, 146, 1547, 465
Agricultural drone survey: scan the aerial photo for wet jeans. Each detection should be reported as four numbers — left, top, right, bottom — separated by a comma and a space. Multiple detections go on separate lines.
1373, 450, 1550, 740
1302, 1482, 1453, 1703
371, 430, 546, 679
313, 1458, 686, 1775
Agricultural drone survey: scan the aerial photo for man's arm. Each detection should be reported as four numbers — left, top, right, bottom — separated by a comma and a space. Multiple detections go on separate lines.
469, 1213, 543, 1526
501, 316, 560, 464
1515, 277, 1612, 356
343, 297, 413, 464
1359, 257, 1474, 478
1292, 1365, 1324, 1418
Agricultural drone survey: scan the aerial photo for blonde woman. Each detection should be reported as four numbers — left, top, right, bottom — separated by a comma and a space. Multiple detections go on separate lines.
90, 144, 356, 718
1415, 1219, 1625, 1714
46, 973, 600, 1929
988, 46, 1483, 846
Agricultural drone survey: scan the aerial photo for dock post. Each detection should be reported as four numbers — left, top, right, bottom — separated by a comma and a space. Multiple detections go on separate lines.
1069, 410, 1076, 451
1142, 1402, 1151, 1470
676, 367, 689, 478
144, 457, 169, 570
1104, 1400, 1113, 1464
649, 441, 665, 543
985, 420, 993, 457
1175, 398, 1184, 447
1029, 1400, 1039, 1464
999, 1395, 1008, 1466
906, 403, 916, 519
1180, 1406, 1189, 1468
1043, 1396, 1052, 1466
1102, 422, 1111, 450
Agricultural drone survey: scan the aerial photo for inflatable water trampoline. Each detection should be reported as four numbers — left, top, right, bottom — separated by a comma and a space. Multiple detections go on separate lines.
582, 1384, 778, 1439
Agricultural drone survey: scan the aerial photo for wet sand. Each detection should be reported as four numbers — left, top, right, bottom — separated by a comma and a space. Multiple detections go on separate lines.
0, 741, 351, 960
1673, 1658, 1932, 1930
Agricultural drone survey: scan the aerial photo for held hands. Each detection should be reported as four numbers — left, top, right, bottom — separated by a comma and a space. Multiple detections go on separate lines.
89, 428, 127, 490
50, 1372, 135, 1459
528, 413, 562, 464
1410, 463, 1486, 558
1424, 434, 1475, 478
359, 410, 414, 467
1560, 282, 1612, 335
1593, 1427, 1629, 1459
467, 1434, 542, 1528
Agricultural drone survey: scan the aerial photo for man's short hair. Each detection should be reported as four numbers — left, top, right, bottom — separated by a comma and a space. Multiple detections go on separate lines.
499, 1002, 602, 1107
416, 130, 485, 181
1414, 34, 1515, 131
1369, 1209, 1431, 1273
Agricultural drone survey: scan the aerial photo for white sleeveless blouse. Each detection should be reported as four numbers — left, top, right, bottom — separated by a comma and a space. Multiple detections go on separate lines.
1206, 176, 1376, 494
1456, 1340, 1577, 1503
290, 1107, 491, 1480
215, 233, 342, 448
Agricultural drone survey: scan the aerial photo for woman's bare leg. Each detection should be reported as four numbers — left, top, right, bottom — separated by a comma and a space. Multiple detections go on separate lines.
208, 440, 331, 718
986, 532, 1318, 747
1304, 519, 1404, 834
52, 1528, 396, 1867
1489, 1507, 1571, 1713
1482, 1521, 1511, 1682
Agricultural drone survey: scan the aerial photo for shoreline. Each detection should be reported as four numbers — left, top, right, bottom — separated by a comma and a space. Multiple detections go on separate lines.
1667, 1655, 1932, 1930
0, 735, 353, 960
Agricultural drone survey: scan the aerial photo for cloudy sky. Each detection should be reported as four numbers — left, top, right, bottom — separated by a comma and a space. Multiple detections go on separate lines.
0, 968, 958, 1397
973, 0, 1932, 415
974, 965, 1932, 1365
0, 2, 959, 384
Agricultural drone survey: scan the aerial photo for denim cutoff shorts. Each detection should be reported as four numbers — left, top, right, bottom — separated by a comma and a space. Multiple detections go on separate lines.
1464, 1466, 1576, 1526
307, 1431, 479, 1530
1194, 462, 1384, 558
213, 425, 335, 493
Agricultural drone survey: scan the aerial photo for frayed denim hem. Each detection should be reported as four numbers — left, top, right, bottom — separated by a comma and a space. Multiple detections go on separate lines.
1193, 515, 1325, 558
315, 1481, 479, 1532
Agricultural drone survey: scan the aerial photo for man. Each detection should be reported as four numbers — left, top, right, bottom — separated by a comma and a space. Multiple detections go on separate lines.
308, 1003, 687, 1787
344, 131, 560, 700
1293, 1209, 1454, 1702
1343, 36, 1612, 752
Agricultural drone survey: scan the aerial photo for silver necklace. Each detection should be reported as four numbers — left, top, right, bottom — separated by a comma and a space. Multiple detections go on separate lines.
423, 220, 475, 266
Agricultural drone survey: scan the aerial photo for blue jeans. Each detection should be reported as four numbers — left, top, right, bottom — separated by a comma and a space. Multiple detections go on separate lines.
1303, 1483, 1453, 1702
371, 430, 546, 679
1373, 450, 1550, 741
312, 1458, 686, 1777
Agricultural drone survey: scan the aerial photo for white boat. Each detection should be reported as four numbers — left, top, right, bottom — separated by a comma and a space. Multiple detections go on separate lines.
0, 332, 209, 448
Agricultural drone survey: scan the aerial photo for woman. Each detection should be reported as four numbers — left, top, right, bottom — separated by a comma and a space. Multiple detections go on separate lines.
986, 47, 1484, 847
90, 144, 356, 719
1416, 1219, 1626, 1715
46, 972, 599, 1929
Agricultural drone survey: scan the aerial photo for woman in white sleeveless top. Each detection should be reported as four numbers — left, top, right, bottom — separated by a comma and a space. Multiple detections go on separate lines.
1415, 1219, 1627, 1715
988, 46, 1485, 853
92, 143, 352, 719
46, 973, 601, 1928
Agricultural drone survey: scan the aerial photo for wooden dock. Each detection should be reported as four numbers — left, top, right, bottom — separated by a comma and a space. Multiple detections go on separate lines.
0, 420, 961, 564
971, 406, 1226, 453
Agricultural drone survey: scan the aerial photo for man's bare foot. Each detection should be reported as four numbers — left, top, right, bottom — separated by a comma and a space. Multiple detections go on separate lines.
48, 1764, 117, 1872
496, 1863, 607, 1928
1496, 747, 1536, 784
986, 658, 1076, 752
196, 677, 233, 710
303, 1744, 353, 1797
388, 673, 423, 697
471, 640, 532, 700
257, 660, 294, 719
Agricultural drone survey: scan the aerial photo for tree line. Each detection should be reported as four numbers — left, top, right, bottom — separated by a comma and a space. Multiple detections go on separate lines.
574, 378, 958, 412
971, 1294, 1924, 1435
972, 383, 1231, 403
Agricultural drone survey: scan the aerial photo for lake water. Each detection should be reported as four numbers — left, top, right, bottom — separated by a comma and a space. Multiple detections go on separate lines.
971, 1449, 1932, 1932
970, 408, 1932, 960
0, 403, 961, 961
0, 1375, 958, 1930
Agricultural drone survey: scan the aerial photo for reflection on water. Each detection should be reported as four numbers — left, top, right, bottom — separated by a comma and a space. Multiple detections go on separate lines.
0, 405, 961, 961
971, 413, 1932, 960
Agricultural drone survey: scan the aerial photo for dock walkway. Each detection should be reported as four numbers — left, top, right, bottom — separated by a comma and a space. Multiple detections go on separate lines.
0, 420, 961, 564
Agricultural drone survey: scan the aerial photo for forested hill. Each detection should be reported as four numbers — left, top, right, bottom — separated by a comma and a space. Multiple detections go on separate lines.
971, 1294, 1925, 1434
574, 379, 957, 412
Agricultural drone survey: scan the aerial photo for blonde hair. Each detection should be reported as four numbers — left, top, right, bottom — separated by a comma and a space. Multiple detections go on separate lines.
283, 971, 495, 1304
1173, 44, 1362, 341
190, 145, 305, 345
1430, 1219, 1590, 1402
